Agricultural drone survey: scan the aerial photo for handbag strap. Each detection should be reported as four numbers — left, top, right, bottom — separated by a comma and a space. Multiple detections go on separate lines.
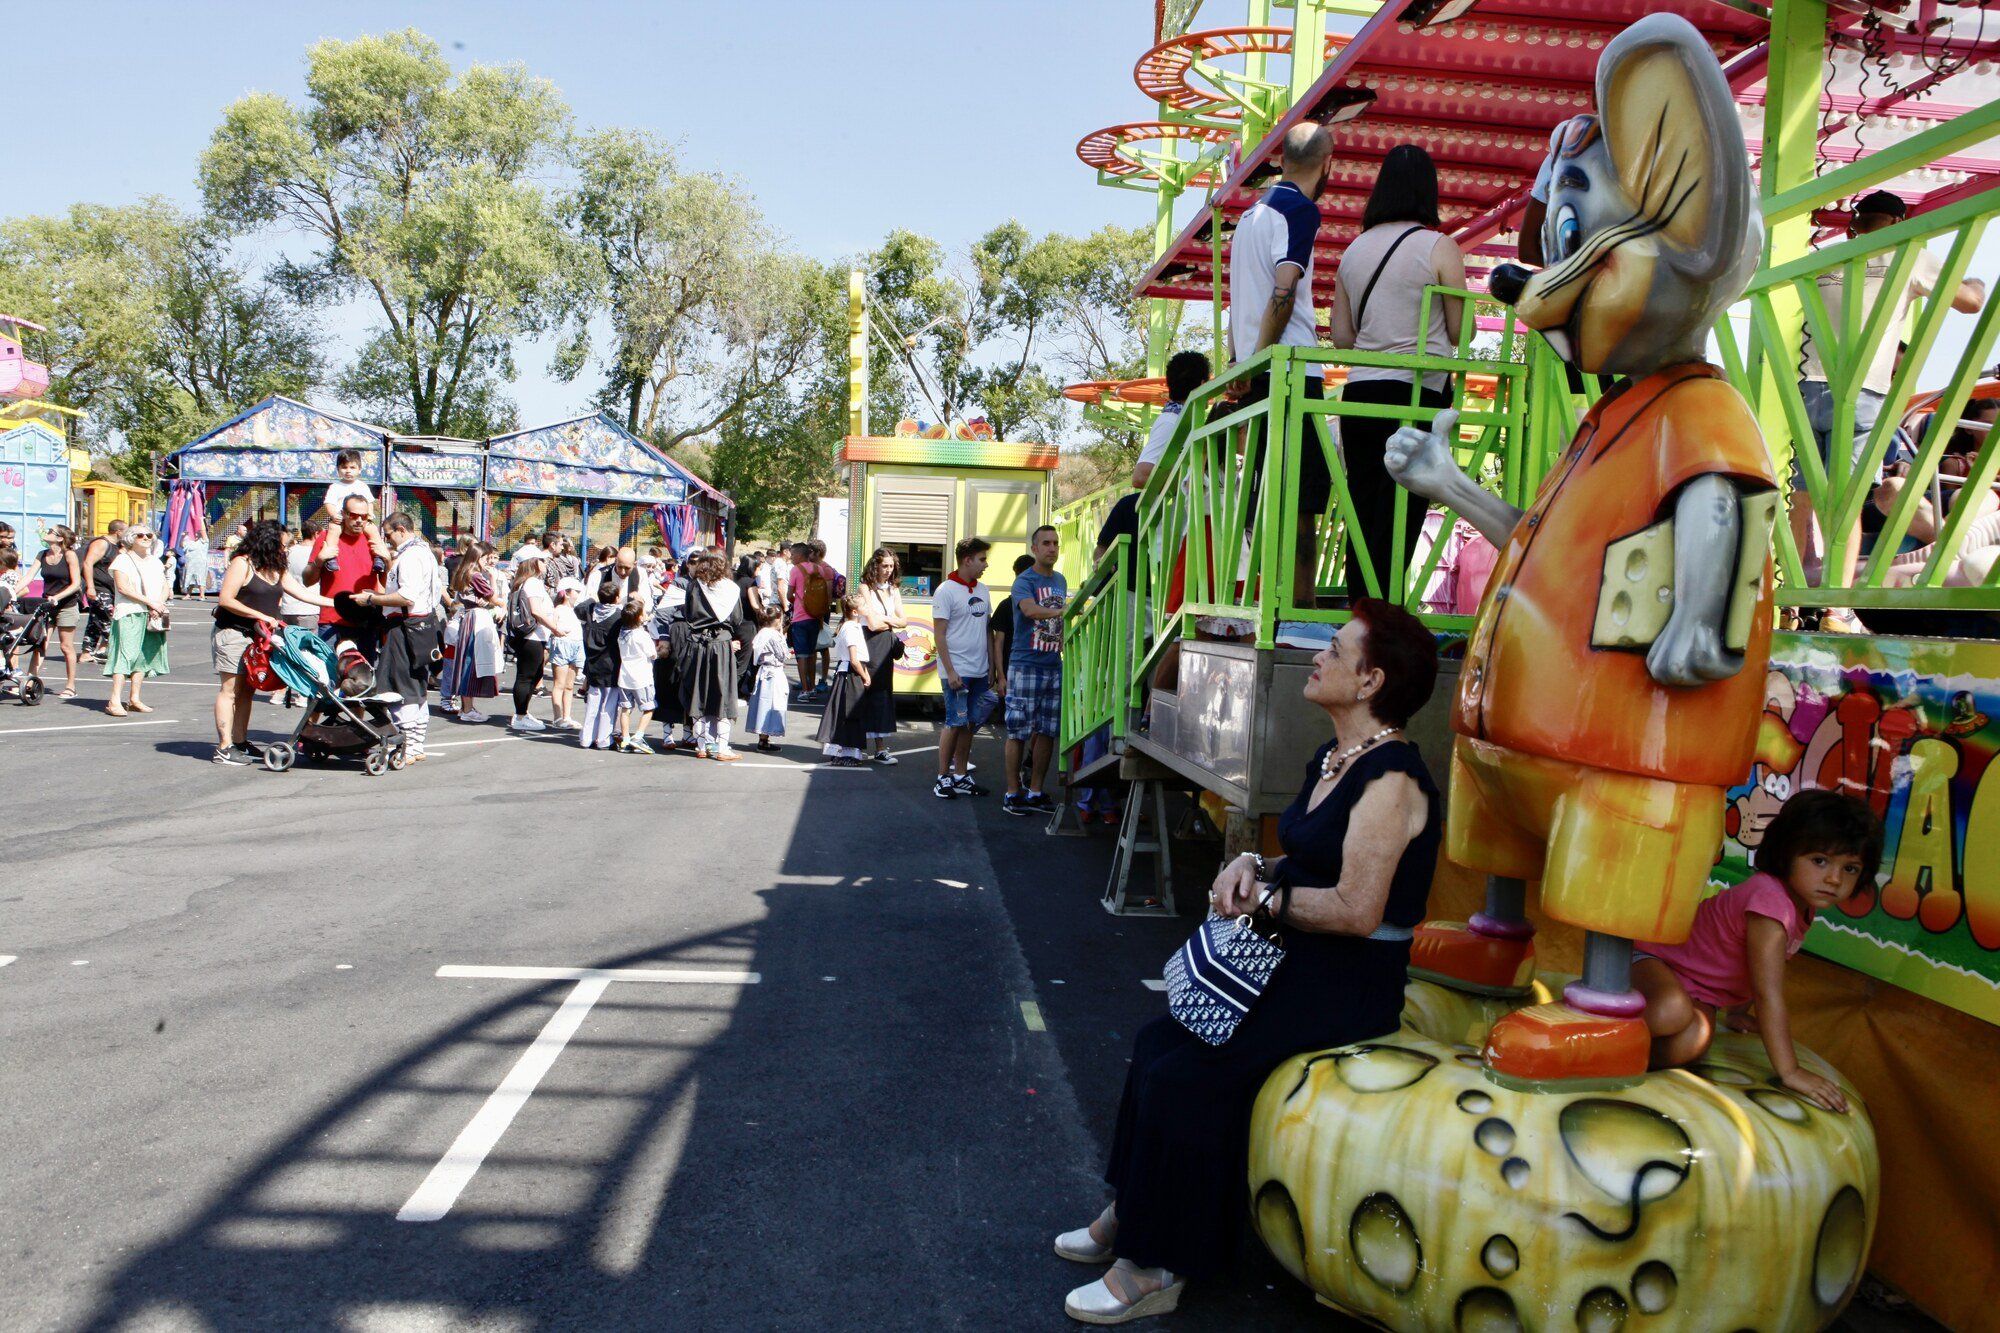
1351, 225, 1425, 332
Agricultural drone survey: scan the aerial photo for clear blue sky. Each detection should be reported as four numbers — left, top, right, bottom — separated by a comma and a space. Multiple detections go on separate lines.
18, 0, 1177, 426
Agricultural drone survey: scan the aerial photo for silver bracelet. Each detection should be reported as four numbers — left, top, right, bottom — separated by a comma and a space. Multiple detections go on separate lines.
1243, 852, 1266, 879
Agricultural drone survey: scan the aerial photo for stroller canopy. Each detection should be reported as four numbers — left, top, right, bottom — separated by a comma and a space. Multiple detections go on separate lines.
266, 627, 340, 699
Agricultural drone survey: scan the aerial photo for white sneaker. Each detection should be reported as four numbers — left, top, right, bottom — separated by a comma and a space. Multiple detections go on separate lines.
510, 715, 547, 733
459, 709, 488, 724
551, 717, 580, 731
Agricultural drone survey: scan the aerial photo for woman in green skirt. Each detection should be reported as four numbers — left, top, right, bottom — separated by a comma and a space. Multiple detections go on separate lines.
104, 528, 171, 716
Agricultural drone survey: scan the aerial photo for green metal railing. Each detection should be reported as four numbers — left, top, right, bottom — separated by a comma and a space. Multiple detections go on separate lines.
1130, 286, 1548, 667
1059, 535, 1133, 755
1052, 484, 1122, 592
1718, 182, 2000, 611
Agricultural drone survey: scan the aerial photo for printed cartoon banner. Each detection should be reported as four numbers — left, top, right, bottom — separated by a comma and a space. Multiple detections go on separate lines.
181, 450, 381, 484
1721, 632, 2000, 1025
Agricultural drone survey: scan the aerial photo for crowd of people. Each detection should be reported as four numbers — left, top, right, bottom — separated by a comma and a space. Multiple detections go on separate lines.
0, 472, 1081, 784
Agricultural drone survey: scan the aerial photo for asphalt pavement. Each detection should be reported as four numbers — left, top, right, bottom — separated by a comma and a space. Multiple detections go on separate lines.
0, 608, 1335, 1332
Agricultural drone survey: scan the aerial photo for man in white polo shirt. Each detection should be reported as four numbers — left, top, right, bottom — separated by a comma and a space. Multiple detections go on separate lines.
352, 510, 442, 761
1229, 120, 1335, 608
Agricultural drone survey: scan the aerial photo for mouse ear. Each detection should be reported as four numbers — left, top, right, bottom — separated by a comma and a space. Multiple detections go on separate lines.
1597, 14, 1754, 282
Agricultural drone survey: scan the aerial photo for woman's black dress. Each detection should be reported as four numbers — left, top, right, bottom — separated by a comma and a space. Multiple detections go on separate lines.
1103, 738, 1441, 1280
859, 584, 898, 738
652, 596, 687, 728
733, 573, 760, 698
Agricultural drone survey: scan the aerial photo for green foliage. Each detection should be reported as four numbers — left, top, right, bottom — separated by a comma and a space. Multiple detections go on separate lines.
702, 261, 854, 537
201, 29, 584, 437
559, 129, 821, 452
862, 221, 1168, 458
0, 200, 321, 484
0, 200, 178, 418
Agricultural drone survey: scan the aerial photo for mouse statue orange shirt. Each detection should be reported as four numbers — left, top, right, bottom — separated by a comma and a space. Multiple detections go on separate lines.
1456, 363, 1776, 786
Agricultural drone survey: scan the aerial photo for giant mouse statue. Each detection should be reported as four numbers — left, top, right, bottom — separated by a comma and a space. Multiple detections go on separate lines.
1385, 12, 1780, 1082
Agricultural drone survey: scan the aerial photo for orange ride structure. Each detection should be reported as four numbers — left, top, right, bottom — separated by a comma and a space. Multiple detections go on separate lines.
1060, 2, 2000, 1330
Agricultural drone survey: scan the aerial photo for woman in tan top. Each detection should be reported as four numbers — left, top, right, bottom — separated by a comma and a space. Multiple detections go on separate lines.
1329, 144, 1467, 605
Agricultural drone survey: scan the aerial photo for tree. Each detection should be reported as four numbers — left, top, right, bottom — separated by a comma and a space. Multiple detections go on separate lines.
0, 200, 322, 483
115, 220, 322, 482
200, 29, 582, 436
0, 200, 178, 424
703, 260, 911, 538
559, 129, 821, 452
861, 222, 1168, 449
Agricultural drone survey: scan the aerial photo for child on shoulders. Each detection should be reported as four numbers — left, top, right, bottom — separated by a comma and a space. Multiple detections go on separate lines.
1634, 789, 1884, 1110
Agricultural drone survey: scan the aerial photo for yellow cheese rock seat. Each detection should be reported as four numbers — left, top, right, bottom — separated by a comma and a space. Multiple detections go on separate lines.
1247, 978, 1879, 1332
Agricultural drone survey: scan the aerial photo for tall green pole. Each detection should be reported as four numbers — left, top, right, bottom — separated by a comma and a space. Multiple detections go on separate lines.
1758, 0, 1829, 495
1289, 0, 1328, 105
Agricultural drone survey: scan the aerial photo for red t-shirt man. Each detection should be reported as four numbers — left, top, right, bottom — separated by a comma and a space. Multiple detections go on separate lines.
307, 508, 385, 628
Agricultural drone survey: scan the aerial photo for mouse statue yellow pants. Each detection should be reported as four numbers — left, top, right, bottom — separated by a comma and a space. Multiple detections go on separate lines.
1447, 737, 1726, 945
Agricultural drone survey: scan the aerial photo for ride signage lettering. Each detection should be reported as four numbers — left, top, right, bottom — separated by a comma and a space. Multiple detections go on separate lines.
1720, 633, 2000, 1024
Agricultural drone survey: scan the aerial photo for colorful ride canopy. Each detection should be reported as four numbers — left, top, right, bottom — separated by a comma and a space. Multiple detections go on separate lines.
166, 400, 727, 513
1136, 1, 2000, 309
169, 397, 387, 485
482, 413, 693, 505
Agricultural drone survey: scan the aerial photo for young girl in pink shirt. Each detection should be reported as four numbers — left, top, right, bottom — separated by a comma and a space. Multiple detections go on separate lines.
1633, 789, 1883, 1111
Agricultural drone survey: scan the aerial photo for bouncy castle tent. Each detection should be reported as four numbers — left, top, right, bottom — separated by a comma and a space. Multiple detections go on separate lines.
0, 418, 72, 549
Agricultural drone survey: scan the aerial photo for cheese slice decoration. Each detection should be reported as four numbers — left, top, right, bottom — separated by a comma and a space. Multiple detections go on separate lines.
1592, 491, 1778, 651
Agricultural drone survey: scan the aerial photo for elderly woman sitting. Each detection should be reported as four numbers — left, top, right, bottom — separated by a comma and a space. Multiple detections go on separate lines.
1055, 597, 1444, 1324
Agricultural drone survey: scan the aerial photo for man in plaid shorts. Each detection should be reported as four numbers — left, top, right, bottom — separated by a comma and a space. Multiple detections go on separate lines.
1001, 525, 1066, 817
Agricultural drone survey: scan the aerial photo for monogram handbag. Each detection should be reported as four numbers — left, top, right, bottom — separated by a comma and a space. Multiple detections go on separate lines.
1163, 888, 1286, 1045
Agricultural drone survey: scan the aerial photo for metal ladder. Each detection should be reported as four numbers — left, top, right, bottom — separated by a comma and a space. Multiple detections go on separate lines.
1102, 778, 1177, 917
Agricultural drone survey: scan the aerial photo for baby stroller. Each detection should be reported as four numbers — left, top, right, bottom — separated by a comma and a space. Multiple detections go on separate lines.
252, 626, 409, 775
0, 596, 53, 705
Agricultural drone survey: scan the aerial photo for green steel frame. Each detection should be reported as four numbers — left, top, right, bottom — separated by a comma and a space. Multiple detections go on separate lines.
1065, 0, 2000, 762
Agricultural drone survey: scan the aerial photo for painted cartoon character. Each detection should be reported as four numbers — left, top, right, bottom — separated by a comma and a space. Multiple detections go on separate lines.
1944, 689, 1990, 737
1731, 671, 1809, 850
1387, 13, 1777, 1081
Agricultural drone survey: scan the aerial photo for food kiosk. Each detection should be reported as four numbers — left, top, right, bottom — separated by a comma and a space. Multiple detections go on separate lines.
838, 426, 1059, 696
77, 478, 152, 537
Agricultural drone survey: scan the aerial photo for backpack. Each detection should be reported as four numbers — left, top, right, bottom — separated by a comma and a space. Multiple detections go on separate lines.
801, 562, 832, 620
506, 583, 534, 638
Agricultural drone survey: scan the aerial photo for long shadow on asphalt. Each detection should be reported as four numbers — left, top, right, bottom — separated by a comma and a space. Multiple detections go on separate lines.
71, 739, 1349, 1331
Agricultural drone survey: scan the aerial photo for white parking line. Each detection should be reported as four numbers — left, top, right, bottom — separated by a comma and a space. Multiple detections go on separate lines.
437, 964, 762, 985
398, 976, 610, 1223
0, 718, 180, 737
400, 963, 760, 1222
0, 956, 16, 968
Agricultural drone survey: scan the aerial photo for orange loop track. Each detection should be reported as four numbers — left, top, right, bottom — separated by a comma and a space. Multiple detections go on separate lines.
1076, 121, 1237, 187
1134, 27, 1352, 116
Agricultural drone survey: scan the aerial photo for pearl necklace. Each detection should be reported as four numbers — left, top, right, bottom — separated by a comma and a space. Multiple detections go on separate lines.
1321, 727, 1400, 784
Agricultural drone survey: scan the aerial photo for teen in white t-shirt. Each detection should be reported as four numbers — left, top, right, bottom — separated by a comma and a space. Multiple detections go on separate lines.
930, 539, 995, 797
